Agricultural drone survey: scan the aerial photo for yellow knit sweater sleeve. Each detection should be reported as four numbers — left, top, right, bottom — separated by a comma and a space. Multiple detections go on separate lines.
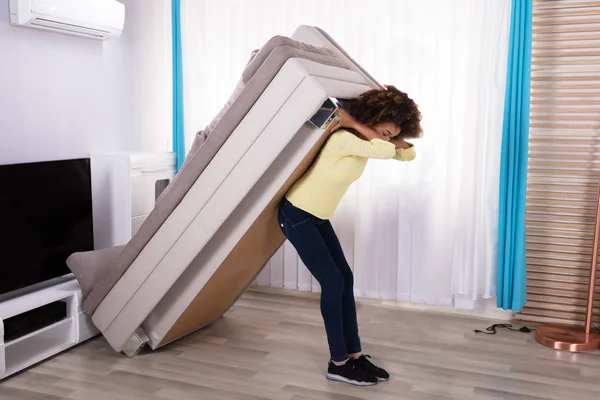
394, 144, 417, 161
322, 130, 397, 159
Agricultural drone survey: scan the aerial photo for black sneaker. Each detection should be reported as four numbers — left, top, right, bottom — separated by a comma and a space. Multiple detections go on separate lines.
327, 359, 378, 386
355, 355, 390, 381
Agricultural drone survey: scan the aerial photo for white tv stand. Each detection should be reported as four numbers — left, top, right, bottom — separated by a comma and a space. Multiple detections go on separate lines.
0, 279, 98, 380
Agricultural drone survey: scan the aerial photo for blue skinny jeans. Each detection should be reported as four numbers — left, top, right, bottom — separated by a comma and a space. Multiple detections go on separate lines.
278, 199, 361, 362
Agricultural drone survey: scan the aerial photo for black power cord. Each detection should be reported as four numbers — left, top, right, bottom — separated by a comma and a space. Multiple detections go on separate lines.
475, 323, 600, 335
474, 323, 535, 335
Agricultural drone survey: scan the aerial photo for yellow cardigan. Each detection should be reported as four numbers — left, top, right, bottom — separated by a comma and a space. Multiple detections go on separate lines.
285, 129, 416, 220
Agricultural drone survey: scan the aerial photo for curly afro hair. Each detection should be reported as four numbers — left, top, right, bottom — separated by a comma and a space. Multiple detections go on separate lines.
345, 85, 422, 139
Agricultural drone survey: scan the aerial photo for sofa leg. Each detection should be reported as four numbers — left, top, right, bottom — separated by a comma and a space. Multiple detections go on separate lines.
122, 328, 149, 357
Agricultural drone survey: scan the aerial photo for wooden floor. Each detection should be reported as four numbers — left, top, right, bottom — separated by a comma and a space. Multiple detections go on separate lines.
2, 291, 600, 400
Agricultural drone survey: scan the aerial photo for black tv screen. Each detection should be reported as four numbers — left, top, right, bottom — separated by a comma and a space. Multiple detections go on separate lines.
0, 158, 94, 296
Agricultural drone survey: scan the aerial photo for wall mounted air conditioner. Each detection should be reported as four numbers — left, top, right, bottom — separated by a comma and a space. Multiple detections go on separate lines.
9, 0, 125, 40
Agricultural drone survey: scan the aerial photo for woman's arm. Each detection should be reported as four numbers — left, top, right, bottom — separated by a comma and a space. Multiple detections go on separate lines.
324, 109, 403, 159
324, 131, 397, 159
390, 136, 412, 150
389, 137, 416, 161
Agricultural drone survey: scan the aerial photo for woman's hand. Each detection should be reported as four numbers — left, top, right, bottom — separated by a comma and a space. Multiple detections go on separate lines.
335, 109, 358, 130
390, 136, 412, 150
326, 109, 357, 134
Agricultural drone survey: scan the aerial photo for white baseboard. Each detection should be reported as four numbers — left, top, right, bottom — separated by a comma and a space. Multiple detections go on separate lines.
248, 286, 514, 321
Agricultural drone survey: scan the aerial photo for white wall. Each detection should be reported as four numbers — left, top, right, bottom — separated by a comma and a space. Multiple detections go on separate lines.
119, 0, 172, 152
0, 0, 171, 165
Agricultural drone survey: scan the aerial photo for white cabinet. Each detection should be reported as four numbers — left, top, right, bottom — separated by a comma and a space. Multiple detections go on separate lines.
91, 152, 176, 249
0, 279, 97, 381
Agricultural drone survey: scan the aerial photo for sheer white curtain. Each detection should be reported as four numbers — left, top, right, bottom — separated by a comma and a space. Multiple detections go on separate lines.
181, 0, 511, 308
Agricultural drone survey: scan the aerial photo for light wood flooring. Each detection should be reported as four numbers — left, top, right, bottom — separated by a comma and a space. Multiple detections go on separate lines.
1, 291, 600, 400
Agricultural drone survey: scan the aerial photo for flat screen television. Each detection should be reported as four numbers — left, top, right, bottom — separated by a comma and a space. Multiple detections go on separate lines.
0, 158, 94, 296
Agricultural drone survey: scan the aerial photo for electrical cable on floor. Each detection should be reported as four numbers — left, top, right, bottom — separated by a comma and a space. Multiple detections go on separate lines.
476, 323, 600, 335
473, 323, 535, 335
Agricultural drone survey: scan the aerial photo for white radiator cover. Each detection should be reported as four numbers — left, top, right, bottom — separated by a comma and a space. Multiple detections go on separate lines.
90, 152, 176, 249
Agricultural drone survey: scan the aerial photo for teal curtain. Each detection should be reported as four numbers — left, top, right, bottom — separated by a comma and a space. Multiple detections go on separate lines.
497, 0, 533, 311
172, 0, 185, 171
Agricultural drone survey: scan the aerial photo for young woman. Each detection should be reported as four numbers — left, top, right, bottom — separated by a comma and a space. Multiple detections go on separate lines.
278, 85, 422, 386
